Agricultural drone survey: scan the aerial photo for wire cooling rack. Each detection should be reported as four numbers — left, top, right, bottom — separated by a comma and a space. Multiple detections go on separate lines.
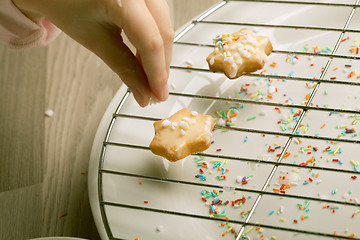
89, 0, 360, 239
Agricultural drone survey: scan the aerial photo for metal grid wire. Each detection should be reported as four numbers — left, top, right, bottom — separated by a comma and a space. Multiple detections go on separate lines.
97, 1, 360, 239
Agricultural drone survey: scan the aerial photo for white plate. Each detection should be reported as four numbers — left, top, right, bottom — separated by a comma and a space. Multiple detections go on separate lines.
89, 1, 360, 240
30, 238, 87, 240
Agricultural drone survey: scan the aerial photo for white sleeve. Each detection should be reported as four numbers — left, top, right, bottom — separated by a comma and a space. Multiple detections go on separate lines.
0, 0, 61, 49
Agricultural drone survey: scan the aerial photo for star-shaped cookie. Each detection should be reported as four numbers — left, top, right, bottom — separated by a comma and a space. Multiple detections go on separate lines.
206, 28, 273, 79
149, 108, 215, 162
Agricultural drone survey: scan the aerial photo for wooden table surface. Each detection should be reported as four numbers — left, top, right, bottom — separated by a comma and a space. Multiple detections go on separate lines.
0, 1, 220, 239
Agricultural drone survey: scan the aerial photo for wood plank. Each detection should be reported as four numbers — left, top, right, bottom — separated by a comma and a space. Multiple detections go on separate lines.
0, 184, 42, 239
0, 44, 46, 193
42, 33, 119, 238
0, 1, 221, 239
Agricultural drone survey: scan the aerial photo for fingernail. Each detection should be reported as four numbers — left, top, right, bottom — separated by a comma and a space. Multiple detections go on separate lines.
158, 84, 169, 102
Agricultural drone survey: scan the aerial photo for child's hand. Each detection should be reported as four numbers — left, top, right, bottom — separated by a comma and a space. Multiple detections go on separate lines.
13, 0, 174, 107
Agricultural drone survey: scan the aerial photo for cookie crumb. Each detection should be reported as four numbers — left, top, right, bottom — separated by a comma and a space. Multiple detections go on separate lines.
45, 109, 54, 117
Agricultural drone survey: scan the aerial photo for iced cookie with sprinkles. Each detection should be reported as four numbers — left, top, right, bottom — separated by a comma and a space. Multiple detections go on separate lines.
149, 108, 215, 162
206, 28, 273, 79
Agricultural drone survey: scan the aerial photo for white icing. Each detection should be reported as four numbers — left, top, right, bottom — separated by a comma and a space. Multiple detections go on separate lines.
236, 58, 243, 65
241, 39, 248, 45
206, 132, 212, 144
180, 129, 186, 136
262, 53, 269, 63
233, 52, 240, 59
229, 63, 238, 78
189, 119, 196, 125
244, 45, 255, 53
224, 56, 234, 63
161, 119, 171, 127
179, 121, 189, 130
209, 29, 271, 79
252, 40, 259, 47
247, 36, 258, 46
240, 50, 251, 58
182, 117, 190, 122
171, 121, 178, 130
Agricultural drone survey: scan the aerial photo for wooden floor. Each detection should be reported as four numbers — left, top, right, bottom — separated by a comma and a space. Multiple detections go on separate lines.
0, 1, 220, 239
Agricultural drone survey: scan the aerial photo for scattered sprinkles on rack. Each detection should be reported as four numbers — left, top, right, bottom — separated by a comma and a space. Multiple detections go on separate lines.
186, 34, 360, 239
194, 156, 230, 181
201, 188, 251, 238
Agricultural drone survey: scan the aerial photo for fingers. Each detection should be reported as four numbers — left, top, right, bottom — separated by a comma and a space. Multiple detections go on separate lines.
83, 26, 151, 107
111, 0, 171, 102
144, 0, 174, 75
